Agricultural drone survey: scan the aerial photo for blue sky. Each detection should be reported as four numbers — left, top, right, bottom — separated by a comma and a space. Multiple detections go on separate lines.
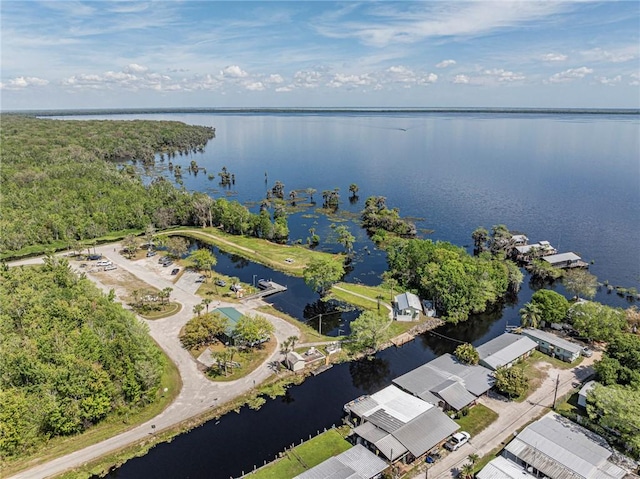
1, 1, 639, 110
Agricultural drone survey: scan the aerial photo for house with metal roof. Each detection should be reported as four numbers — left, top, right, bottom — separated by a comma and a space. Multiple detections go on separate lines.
477, 333, 538, 371
477, 455, 538, 479
502, 412, 628, 479
392, 353, 494, 411
543, 252, 587, 269
294, 444, 388, 479
577, 380, 597, 408
394, 292, 423, 321
521, 328, 582, 363
345, 385, 459, 464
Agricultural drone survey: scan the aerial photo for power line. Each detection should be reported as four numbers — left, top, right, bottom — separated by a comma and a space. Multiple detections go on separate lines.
428, 330, 467, 344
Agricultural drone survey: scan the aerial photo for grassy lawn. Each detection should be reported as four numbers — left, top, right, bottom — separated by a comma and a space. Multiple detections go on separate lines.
454, 404, 499, 437
530, 350, 583, 369
256, 305, 336, 344
138, 302, 182, 319
387, 318, 428, 337
206, 335, 277, 382
164, 227, 342, 277
328, 282, 394, 312
1, 346, 181, 478
247, 429, 352, 479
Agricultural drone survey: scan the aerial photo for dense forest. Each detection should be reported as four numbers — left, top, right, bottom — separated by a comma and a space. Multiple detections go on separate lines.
0, 258, 165, 457
0, 115, 214, 256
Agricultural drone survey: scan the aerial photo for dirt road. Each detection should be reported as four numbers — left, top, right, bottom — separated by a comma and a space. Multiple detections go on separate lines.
9, 244, 301, 479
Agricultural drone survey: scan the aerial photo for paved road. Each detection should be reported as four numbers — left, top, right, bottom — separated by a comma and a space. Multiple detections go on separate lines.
9, 244, 301, 479
410, 352, 599, 479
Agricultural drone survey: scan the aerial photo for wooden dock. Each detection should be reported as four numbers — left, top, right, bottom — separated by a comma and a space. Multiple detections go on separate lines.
241, 281, 287, 301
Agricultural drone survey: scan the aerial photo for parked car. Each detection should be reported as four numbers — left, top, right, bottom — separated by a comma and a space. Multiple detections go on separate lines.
171, 268, 180, 275
159, 256, 171, 264
146, 251, 157, 257
215, 279, 226, 287
581, 347, 593, 357
230, 283, 243, 292
195, 275, 206, 283
162, 260, 173, 267
104, 265, 117, 271
88, 254, 101, 261
444, 432, 471, 451
96, 260, 112, 266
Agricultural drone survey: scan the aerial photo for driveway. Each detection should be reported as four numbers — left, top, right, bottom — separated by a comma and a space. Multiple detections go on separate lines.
9, 243, 301, 479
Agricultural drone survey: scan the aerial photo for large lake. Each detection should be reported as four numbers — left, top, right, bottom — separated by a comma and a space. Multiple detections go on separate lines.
57, 111, 639, 478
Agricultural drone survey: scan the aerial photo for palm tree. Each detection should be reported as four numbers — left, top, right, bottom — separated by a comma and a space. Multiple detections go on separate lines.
467, 453, 479, 466
202, 298, 212, 313
349, 183, 359, 197
460, 462, 475, 479
306, 188, 316, 203
520, 301, 542, 328
193, 304, 205, 317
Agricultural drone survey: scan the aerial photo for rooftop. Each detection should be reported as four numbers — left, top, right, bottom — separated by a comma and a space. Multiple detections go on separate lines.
395, 292, 422, 311
294, 444, 388, 479
345, 385, 432, 423
543, 252, 582, 264
477, 333, 538, 370
522, 329, 582, 354
477, 456, 538, 479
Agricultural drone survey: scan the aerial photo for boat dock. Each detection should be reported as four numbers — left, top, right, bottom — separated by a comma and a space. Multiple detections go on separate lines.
241, 281, 287, 301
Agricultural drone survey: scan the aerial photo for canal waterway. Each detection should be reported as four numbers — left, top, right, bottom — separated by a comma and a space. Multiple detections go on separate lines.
55, 111, 639, 478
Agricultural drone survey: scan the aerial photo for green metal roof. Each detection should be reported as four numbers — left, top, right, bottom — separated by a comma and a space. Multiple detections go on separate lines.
213, 307, 243, 334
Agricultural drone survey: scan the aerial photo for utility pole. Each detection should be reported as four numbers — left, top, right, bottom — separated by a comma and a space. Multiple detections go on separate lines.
552, 374, 560, 409
318, 313, 322, 335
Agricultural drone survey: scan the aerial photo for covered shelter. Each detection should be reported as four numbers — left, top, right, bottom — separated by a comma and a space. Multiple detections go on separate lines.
477, 333, 538, 371
285, 351, 306, 372
212, 307, 244, 345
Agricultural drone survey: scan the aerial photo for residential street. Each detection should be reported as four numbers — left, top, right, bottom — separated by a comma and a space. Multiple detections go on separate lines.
8, 244, 301, 479
410, 353, 599, 479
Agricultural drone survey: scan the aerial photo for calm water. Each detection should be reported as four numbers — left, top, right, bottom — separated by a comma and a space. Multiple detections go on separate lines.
57, 111, 639, 478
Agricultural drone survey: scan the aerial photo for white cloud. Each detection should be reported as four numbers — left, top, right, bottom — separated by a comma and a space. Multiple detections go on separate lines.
275, 85, 294, 92
597, 75, 621, 86
542, 53, 567, 62
628, 73, 639, 86
221, 65, 248, 78
0, 76, 49, 89
124, 63, 149, 73
436, 59, 456, 68
581, 46, 638, 63
315, 2, 567, 47
483, 68, 525, 82
264, 74, 284, 84
547, 66, 593, 83
293, 70, 324, 88
244, 81, 265, 91
327, 73, 374, 89
453, 74, 470, 84
384, 65, 437, 85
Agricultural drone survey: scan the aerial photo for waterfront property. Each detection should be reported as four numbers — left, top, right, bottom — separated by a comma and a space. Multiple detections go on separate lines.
511, 235, 529, 246
393, 292, 423, 321
293, 444, 388, 479
285, 347, 326, 372
499, 412, 627, 479
542, 252, 588, 268
512, 241, 557, 262
521, 328, 582, 363
393, 353, 494, 411
344, 385, 459, 463
477, 333, 538, 371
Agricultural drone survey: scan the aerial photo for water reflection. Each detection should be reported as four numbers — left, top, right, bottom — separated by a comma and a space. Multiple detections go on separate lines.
349, 357, 391, 393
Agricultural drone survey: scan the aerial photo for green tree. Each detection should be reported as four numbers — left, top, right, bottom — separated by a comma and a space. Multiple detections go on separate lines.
121, 234, 139, 259
180, 312, 229, 349
188, 248, 217, 277
519, 302, 543, 329
303, 257, 344, 295
166, 236, 188, 259
587, 384, 640, 458
594, 333, 640, 387
568, 302, 626, 342
454, 343, 480, 365
528, 259, 564, 281
494, 367, 529, 399
233, 314, 275, 348
563, 269, 598, 299
460, 463, 475, 479
335, 225, 355, 255
530, 289, 570, 325
349, 183, 359, 197
193, 304, 205, 317
349, 311, 391, 354
471, 226, 489, 254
